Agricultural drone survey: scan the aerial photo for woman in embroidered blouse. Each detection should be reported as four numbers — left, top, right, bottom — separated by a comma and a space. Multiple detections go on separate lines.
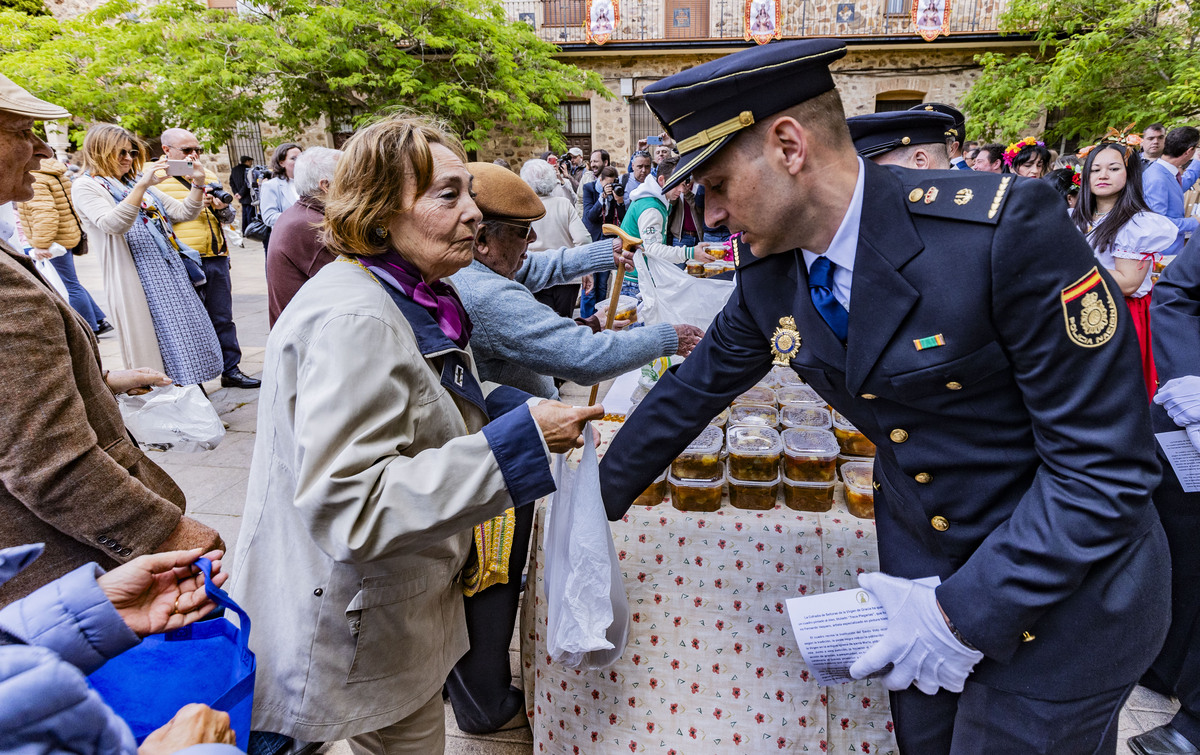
72, 124, 221, 384
228, 114, 601, 753
1073, 141, 1177, 398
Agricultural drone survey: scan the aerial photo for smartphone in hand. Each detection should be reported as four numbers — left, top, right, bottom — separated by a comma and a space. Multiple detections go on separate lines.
166, 159, 193, 177
645, 135, 663, 146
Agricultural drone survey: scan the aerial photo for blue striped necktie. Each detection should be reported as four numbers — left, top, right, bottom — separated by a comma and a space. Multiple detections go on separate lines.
808, 256, 848, 342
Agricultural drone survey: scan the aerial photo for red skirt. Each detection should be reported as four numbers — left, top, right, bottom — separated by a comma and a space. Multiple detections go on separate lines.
1126, 294, 1157, 400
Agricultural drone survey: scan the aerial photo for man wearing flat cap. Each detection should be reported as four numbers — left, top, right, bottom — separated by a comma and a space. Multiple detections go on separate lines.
847, 110, 956, 169
911, 102, 971, 170
598, 39, 1167, 753
0, 74, 224, 605
444, 161, 703, 735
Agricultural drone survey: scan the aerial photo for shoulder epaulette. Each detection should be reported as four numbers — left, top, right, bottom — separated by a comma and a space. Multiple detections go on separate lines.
731, 235, 770, 270
899, 170, 1015, 225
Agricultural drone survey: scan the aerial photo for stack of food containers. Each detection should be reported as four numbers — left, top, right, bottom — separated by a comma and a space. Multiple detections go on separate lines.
667, 425, 725, 511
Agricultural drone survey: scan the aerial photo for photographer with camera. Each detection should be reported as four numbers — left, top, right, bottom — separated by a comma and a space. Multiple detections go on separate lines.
159, 128, 260, 389
579, 165, 625, 317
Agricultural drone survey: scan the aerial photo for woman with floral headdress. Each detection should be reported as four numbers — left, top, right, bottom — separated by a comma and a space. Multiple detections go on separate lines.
1004, 137, 1052, 178
1072, 140, 1176, 398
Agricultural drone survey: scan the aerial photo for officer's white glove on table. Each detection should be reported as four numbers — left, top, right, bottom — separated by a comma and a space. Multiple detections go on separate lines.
849, 572, 984, 694
1155, 375, 1200, 453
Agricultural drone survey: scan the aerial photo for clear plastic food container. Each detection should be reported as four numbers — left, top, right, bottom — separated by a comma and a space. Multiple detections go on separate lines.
832, 410, 877, 457
670, 425, 724, 481
668, 471, 724, 512
781, 428, 839, 482
708, 408, 729, 430
733, 386, 777, 407
727, 468, 780, 510
782, 477, 836, 512
613, 294, 639, 324
841, 461, 875, 519
775, 368, 805, 388
728, 403, 779, 430
776, 384, 824, 408
703, 261, 730, 278
632, 469, 669, 507
726, 425, 783, 482
836, 453, 873, 474
685, 259, 705, 277
780, 405, 832, 431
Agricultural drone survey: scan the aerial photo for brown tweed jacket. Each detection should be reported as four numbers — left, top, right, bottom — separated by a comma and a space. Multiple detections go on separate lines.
0, 241, 218, 605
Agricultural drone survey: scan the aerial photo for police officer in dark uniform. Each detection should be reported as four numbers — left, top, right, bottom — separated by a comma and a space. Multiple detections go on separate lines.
848, 110, 957, 169
909, 102, 971, 170
1132, 251, 1200, 755
598, 39, 1169, 754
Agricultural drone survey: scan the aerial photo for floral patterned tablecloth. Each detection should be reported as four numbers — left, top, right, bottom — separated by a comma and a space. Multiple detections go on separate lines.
520, 422, 898, 754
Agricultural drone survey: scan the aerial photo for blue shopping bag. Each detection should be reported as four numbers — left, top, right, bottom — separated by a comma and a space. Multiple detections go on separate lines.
88, 557, 255, 750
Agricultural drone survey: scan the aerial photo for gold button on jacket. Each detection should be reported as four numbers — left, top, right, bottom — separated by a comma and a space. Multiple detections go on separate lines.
890, 429, 909, 443
915, 472, 932, 483
931, 515, 950, 531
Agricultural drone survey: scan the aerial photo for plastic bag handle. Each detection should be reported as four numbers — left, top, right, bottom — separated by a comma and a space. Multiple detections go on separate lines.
195, 557, 251, 655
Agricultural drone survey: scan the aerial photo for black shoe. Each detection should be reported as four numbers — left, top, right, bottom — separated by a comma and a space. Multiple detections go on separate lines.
221, 367, 261, 389
1130, 724, 1200, 755
95, 320, 115, 336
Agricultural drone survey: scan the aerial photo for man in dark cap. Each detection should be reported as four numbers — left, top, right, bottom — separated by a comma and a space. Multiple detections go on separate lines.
911, 102, 971, 170
847, 110, 955, 169
597, 38, 1167, 754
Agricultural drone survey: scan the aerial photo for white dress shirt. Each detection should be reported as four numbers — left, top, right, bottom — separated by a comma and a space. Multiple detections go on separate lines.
801, 157, 865, 311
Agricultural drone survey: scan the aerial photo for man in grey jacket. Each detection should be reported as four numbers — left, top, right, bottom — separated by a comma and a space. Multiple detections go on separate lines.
451, 161, 703, 400
444, 162, 703, 735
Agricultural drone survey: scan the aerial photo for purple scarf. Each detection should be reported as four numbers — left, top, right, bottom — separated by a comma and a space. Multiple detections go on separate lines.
359, 251, 473, 349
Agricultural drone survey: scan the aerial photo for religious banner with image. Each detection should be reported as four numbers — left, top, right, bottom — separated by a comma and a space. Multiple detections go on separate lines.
586, 0, 619, 44
912, 0, 950, 40
745, 0, 782, 44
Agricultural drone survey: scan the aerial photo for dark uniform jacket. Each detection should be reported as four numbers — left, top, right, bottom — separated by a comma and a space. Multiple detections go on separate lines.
599, 160, 1169, 701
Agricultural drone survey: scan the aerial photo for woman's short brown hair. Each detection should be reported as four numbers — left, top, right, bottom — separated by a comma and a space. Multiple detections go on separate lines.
80, 124, 145, 180
323, 114, 467, 258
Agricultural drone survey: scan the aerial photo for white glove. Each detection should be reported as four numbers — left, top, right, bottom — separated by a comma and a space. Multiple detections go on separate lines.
1188, 425, 1200, 455
848, 572, 984, 695
1155, 376, 1200, 427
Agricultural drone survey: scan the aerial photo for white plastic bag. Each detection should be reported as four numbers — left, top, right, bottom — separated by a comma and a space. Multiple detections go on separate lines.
544, 424, 630, 669
635, 252, 736, 330
117, 384, 225, 452
32, 245, 70, 301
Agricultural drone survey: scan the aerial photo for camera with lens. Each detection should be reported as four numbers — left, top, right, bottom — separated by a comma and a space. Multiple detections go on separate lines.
205, 181, 234, 205
612, 183, 624, 197
559, 153, 573, 166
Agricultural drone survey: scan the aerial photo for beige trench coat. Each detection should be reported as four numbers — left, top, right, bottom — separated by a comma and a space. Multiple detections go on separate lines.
71, 174, 202, 372
228, 259, 553, 742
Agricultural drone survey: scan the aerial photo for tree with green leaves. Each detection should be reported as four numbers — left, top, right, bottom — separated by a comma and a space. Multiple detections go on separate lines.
961, 0, 1200, 144
0, 0, 605, 151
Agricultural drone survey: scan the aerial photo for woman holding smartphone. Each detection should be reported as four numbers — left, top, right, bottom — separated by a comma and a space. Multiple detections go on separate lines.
72, 124, 222, 386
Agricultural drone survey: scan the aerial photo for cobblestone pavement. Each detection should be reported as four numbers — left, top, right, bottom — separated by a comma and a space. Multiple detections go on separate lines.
73, 239, 1174, 753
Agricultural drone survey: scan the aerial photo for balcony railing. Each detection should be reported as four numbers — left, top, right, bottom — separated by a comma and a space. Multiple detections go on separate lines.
506, 0, 1003, 44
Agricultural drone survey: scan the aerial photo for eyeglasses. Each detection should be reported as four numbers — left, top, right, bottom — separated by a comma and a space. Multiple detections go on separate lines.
172, 146, 202, 156
118, 148, 140, 159
487, 220, 536, 243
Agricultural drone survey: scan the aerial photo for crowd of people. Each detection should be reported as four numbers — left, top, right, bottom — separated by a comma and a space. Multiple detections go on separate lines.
3, 31, 1200, 755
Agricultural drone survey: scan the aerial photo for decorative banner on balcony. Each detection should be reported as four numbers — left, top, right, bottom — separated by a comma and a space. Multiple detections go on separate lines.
745, 0, 782, 45
912, 0, 950, 41
586, 0, 619, 45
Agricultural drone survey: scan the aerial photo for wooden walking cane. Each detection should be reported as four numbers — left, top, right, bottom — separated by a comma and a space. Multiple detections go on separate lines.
588, 224, 643, 406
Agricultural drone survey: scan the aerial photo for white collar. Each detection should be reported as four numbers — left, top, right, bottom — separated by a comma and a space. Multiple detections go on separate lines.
1156, 157, 1181, 177
801, 157, 865, 274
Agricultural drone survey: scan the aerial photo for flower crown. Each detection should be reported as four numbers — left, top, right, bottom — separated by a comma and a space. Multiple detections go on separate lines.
1076, 124, 1143, 161
1003, 136, 1045, 167
1069, 163, 1082, 188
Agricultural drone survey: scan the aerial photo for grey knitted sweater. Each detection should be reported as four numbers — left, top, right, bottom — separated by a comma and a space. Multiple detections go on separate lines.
451, 239, 678, 399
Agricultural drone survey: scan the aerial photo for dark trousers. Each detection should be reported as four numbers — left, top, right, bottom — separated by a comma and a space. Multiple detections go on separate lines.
199, 256, 242, 374
889, 680, 1133, 754
1143, 453, 1200, 745
445, 503, 535, 734
48, 252, 106, 331
534, 284, 579, 319
240, 200, 256, 233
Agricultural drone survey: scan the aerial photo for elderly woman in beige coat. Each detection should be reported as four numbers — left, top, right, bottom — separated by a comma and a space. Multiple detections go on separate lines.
228, 115, 602, 754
